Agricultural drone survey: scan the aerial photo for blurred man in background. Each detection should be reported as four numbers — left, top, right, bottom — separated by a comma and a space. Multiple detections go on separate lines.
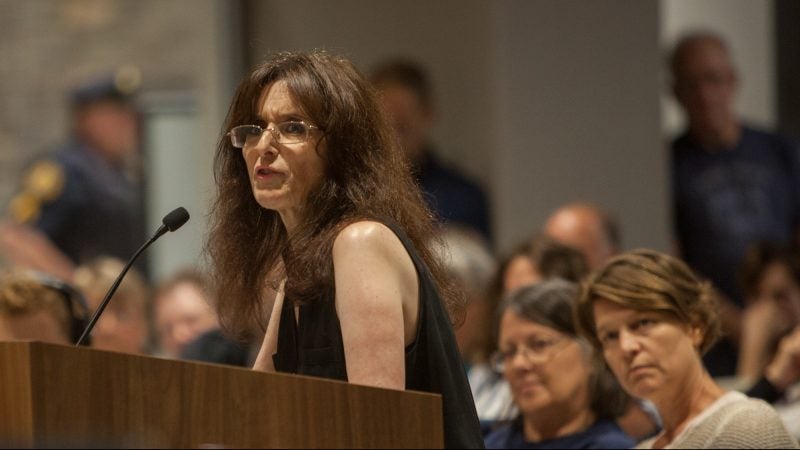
543, 202, 621, 271
0, 67, 146, 280
73, 256, 151, 355
152, 268, 219, 359
371, 59, 492, 243
670, 31, 800, 376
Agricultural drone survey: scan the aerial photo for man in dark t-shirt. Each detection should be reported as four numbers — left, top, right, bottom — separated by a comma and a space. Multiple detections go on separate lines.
370, 59, 492, 244
669, 31, 800, 376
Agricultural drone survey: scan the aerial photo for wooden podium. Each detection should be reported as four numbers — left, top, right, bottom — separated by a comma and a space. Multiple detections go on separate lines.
0, 342, 443, 448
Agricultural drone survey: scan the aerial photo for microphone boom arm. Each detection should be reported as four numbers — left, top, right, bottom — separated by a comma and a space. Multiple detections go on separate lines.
74, 206, 189, 347
74, 231, 159, 347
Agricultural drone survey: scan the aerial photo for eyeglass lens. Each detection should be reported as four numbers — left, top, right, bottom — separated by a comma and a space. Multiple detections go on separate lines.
229, 122, 311, 148
493, 337, 566, 372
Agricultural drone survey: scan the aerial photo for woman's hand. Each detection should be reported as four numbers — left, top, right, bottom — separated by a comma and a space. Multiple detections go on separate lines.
765, 326, 800, 391
738, 298, 790, 379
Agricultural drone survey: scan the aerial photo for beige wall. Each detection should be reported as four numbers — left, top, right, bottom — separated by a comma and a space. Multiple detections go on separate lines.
491, 0, 666, 252
247, 0, 667, 253
246, 0, 494, 189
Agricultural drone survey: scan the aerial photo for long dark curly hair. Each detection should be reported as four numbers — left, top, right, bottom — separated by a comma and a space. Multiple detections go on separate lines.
206, 51, 461, 339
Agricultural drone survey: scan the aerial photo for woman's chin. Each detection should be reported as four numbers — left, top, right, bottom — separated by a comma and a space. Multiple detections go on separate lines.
516, 392, 553, 415
253, 192, 283, 211
625, 379, 660, 401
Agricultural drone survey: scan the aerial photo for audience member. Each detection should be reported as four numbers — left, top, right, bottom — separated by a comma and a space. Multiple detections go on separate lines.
432, 225, 513, 423
669, 31, 800, 376
471, 235, 590, 425
371, 58, 492, 242
0, 269, 78, 345
73, 256, 151, 355
180, 327, 255, 367
433, 225, 496, 364
152, 268, 256, 367
543, 202, 620, 271
738, 242, 800, 379
492, 235, 659, 441
500, 234, 590, 296
152, 268, 219, 359
485, 279, 633, 449
0, 67, 147, 279
737, 241, 800, 405
577, 249, 798, 448
769, 330, 800, 440
0, 221, 75, 282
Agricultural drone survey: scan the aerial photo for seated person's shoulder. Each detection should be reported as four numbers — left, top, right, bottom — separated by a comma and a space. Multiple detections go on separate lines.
724, 395, 786, 423
744, 124, 799, 151
483, 420, 515, 449
431, 163, 484, 193
180, 328, 250, 367
709, 396, 799, 448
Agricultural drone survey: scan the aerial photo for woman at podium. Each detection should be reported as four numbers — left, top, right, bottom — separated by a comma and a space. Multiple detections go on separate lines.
206, 51, 484, 449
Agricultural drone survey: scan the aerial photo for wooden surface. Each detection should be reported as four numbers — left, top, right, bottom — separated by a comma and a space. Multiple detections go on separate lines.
0, 342, 34, 448
0, 341, 443, 448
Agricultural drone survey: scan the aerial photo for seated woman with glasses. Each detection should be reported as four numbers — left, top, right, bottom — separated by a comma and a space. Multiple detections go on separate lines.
576, 249, 798, 449
484, 278, 634, 449
207, 51, 482, 448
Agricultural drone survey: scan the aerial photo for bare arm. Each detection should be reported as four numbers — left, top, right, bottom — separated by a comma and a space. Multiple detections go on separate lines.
333, 221, 419, 390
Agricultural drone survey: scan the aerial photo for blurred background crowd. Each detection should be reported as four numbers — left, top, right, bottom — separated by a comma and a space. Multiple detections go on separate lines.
0, 0, 799, 446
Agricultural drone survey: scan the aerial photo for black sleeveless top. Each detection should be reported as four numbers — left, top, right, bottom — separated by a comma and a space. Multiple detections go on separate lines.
273, 222, 484, 449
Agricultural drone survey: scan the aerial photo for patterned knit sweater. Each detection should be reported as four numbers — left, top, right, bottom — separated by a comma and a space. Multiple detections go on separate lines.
637, 391, 799, 449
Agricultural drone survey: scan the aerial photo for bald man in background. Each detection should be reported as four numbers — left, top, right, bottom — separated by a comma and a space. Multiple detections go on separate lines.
543, 202, 620, 271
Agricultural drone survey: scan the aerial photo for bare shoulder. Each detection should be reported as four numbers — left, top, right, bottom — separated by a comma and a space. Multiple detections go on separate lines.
333, 221, 403, 256
332, 220, 416, 291
333, 220, 419, 349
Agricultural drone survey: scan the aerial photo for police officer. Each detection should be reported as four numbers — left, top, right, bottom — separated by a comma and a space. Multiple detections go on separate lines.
5, 67, 147, 275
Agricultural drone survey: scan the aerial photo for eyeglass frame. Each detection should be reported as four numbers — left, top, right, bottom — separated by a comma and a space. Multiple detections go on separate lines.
490, 334, 572, 373
227, 120, 321, 148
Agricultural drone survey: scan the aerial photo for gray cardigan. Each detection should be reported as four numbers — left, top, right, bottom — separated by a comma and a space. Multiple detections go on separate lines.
637, 391, 798, 449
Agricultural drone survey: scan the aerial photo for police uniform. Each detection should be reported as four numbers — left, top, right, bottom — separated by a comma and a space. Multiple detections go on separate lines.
8, 68, 147, 270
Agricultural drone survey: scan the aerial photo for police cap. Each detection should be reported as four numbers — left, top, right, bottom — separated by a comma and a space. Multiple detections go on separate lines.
69, 65, 142, 108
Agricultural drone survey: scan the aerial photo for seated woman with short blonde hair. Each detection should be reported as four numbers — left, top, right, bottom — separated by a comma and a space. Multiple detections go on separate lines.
576, 249, 798, 448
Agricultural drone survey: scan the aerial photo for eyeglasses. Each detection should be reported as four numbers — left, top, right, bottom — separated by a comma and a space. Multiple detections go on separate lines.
490, 335, 570, 373
227, 121, 320, 148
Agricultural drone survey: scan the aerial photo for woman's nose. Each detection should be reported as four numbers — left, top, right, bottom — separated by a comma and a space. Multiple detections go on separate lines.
618, 329, 641, 354
508, 349, 540, 373
252, 128, 278, 157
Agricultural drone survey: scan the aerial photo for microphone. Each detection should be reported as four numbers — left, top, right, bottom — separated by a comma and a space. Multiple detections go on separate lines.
74, 207, 190, 347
